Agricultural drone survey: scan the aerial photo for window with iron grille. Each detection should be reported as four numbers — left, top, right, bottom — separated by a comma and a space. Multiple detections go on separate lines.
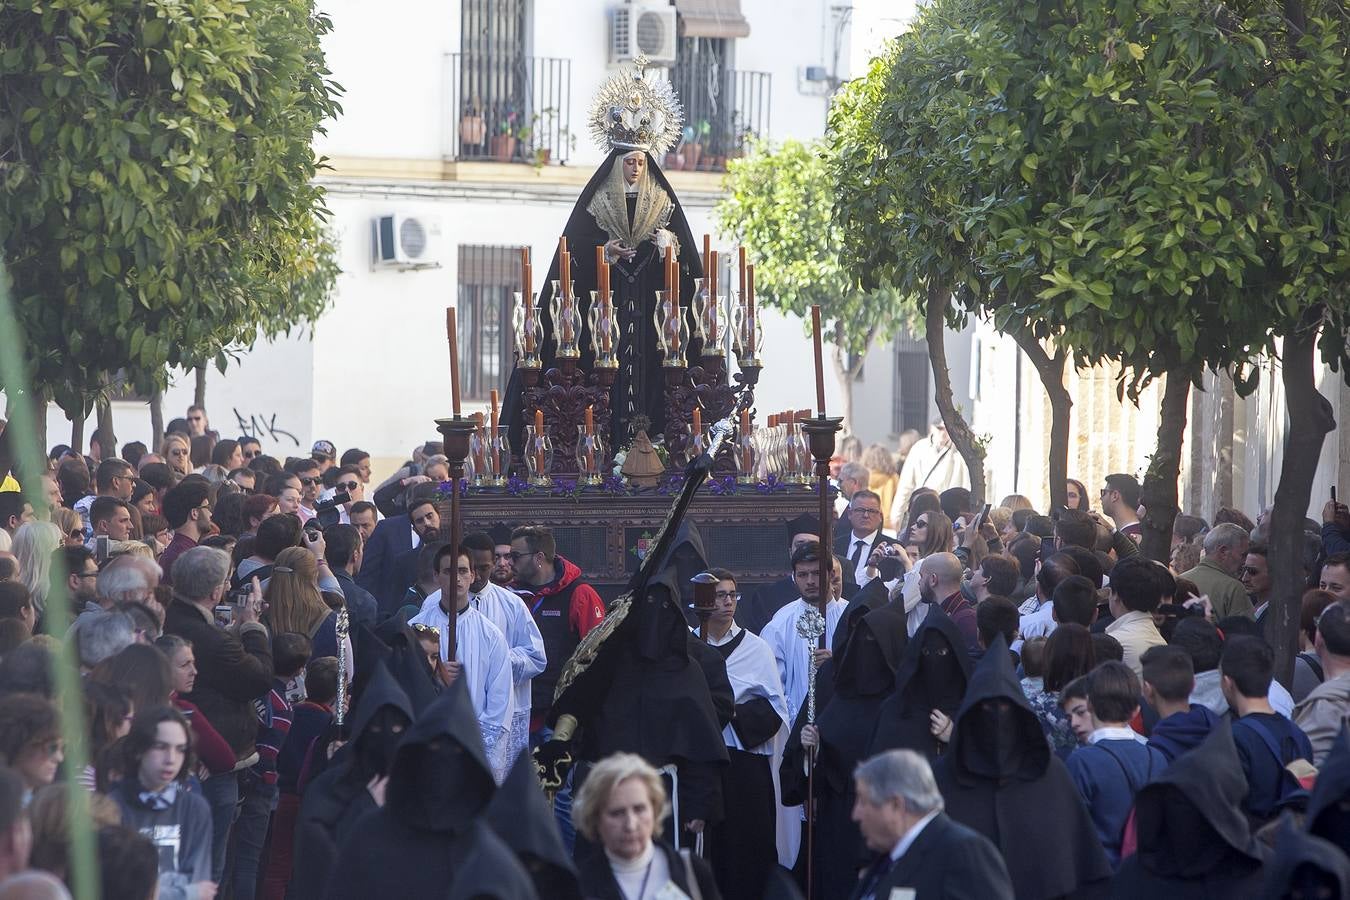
457, 245, 521, 402
669, 36, 770, 171
892, 330, 930, 434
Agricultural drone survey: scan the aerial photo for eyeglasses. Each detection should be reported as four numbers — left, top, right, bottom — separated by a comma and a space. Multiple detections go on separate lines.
299, 477, 319, 486
508, 550, 536, 561
852, 507, 882, 517
914, 521, 930, 529
337, 481, 359, 492
242, 449, 260, 459
714, 591, 739, 600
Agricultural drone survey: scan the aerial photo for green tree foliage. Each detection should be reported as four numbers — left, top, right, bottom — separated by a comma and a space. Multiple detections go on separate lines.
716, 139, 917, 430
0, 0, 343, 421
830, 0, 1346, 673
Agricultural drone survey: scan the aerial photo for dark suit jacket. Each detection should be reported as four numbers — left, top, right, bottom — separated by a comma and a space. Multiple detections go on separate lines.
355, 514, 414, 618
835, 529, 901, 598
577, 841, 720, 900
849, 813, 1014, 900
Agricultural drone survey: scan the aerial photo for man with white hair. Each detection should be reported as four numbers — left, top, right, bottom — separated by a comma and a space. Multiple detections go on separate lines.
850, 749, 1012, 900
95, 553, 161, 608
1180, 522, 1253, 620
72, 610, 134, 672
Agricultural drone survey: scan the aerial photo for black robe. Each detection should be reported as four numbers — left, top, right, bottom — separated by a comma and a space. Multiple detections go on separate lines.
1307, 725, 1350, 850
780, 605, 908, 900
487, 750, 582, 900
327, 679, 533, 899
867, 604, 971, 762
291, 661, 413, 900
1112, 721, 1268, 899
934, 636, 1112, 900
1259, 813, 1350, 898
576, 839, 720, 900
502, 149, 703, 451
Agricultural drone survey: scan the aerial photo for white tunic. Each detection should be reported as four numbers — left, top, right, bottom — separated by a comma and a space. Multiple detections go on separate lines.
469, 581, 546, 765
705, 625, 789, 754
758, 598, 847, 726
409, 595, 513, 780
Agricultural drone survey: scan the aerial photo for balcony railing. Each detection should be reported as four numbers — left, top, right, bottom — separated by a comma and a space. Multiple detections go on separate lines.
449, 53, 573, 166
664, 68, 771, 173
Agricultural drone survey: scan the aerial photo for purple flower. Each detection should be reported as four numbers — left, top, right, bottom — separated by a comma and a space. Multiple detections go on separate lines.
756, 474, 789, 494
707, 475, 736, 495
552, 478, 578, 496
506, 476, 532, 496
601, 475, 628, 495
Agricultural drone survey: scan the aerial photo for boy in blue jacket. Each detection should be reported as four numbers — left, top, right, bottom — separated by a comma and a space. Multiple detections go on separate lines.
1142, 644, 1219, 762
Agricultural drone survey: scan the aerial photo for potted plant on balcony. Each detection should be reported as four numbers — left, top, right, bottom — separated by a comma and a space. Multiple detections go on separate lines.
490, 109, 519, 160
686, 119, 711, 170
459, 99, 486, 150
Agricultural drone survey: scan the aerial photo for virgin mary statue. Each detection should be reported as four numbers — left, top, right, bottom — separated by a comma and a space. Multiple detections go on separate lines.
504, 58, 703, 451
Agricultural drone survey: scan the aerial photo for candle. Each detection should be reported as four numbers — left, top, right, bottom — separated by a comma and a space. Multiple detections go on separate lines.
559, 237, 570, 299
446, 308, 461, 416
738, 246, 747, 303
785, 409, 796, 470
601, 280, 613, 355
692, 406, 702, 437
472, 412, 486, 470
739, 407, 752, 471
746, 264, 757, 356
811, 305, 826, 416
490, 390, 500, 438
489, 390, 501, 474
584, 405, 594, 434
671, 256, 681, 355
533, 409, 546, 476
707, 250, 719, 343
521, 247, 531, 299
523, 267, 535, 354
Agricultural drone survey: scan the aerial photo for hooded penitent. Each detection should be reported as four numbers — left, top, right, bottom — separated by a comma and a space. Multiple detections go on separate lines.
867, 603, 970, 761
1307, 726, 1350, 851
486, 750, 581, 900
327, 678, 533, 898
936, 636, 1112, 900
781, 603, 909, 899
1112, 721, 1268, 899
1259, 813, 1350, 899
290, 661, 414, 900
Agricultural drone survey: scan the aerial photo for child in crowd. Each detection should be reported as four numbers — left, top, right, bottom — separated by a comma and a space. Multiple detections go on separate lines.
110, 706, 215, 900
1065, 662, 1167, 866
1141, 644, 1217, 762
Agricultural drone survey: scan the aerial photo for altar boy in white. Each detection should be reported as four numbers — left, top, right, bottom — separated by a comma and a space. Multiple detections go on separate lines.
409, 544, 513, 780
461, 530, 546, 764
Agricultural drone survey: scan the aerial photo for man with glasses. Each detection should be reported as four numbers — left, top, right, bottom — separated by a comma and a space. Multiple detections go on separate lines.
74, 457, 135, 538
835, 490, 901, 600
324, 465, 365, 524
508, 524, 606, 737
238, 435, 262, 463
53, 544, 101, 617
159, 481, 213, 587
228, 467, 256, 494
185, 405, 216, 440
1240, 544, 1273, 624
701, 567, 788, 898
290, 459, 323, 523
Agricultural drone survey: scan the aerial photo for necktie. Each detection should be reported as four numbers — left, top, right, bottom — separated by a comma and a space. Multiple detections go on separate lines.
850, 539, 867, 571
859, 854, 894, 900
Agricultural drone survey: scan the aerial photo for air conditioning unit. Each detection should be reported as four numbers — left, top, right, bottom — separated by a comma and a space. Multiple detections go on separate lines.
370, 214, 442, 270
610, 3, 677, 66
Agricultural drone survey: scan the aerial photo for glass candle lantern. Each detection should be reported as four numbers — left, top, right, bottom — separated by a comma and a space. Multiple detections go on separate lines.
588, 290, 619, 368
525, 425, 553, 486
513, 291, 543, 368
576, 427, 606, 486
653, 290, 690, 366
735, 430, 759, 484
550, 280, 582, 358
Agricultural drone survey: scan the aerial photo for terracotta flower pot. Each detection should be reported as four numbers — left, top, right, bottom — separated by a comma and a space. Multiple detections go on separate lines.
490, 134, 517, 160
460, 115, 486, 147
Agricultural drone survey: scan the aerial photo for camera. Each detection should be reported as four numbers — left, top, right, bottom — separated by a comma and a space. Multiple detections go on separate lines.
306, 490, 351, 536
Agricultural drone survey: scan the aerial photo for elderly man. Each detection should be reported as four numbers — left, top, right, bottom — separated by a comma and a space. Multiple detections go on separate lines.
850, 750, 1012, 900
1181, 522, 1253, 620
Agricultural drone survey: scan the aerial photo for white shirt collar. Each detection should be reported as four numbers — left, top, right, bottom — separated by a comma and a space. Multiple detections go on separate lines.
890, 809, 940, 861
851, 528, 879, 545
706, 623, 741, 647
1087, 726, 1145, 745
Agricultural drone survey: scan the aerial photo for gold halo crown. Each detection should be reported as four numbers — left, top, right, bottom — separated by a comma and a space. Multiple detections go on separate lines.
588, 55, 684, 156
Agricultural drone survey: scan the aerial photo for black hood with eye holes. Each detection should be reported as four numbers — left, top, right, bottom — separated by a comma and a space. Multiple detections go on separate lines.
867, 604, 971, 760
948, 634, 1047, 785
385, 676, 495, 834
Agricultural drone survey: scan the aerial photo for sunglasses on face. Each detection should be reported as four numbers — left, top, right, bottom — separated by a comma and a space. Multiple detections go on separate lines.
299, 478, 319, 486
337, 481, 359, 492
242, 449, 260, 459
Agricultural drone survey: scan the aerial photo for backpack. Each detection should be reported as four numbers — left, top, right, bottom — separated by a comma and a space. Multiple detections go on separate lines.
1298, 650, 1325, 684
1233, 716, 1317, 807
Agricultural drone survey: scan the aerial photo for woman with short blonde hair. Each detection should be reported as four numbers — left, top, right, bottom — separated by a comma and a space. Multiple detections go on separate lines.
574, 752, 720, 899
160, 433, 191, 476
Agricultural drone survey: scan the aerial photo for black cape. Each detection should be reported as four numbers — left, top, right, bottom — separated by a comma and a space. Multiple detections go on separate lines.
781, 603, 908, 900
935, 635, 1112, 900
291, 661, 414, 900
1258, 813, 1350, 899
502, 148, 703, 449
487, 750, 581, 900
1112, 720, 1268, 899
868, 604, 971, 761
327, 678, 532, 899
1306, 725, 1350, 851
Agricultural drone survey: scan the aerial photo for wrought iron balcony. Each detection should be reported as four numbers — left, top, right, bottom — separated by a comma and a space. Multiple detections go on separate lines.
450, 53, 573, 165
664, 68, 771, 172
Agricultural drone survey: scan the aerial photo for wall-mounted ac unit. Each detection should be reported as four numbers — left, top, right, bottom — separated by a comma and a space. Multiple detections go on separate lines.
371, 214, 442, 270
610, 3, 677, 66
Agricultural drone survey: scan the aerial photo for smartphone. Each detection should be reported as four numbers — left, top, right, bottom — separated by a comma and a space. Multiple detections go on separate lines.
974, 502, 992, 531
1333, 485, 1338, 503
213, 603, 235, 627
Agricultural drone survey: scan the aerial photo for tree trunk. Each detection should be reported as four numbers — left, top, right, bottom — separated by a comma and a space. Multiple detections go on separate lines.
1140, 373, 1191, 562
70, 413, 84, 454
149, 387, 165, 449
193, 365, 207, 409
925, 287, 986, 506
95, 398, 116, 456
1267, 312, 1334, 686
1011, 332, 1072, 510
831, 329, 872, 437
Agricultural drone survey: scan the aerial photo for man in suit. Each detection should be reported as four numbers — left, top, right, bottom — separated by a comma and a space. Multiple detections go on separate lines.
358, 487, 442, 619
835, 490, 900, 599
850, 749, 1013, 900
